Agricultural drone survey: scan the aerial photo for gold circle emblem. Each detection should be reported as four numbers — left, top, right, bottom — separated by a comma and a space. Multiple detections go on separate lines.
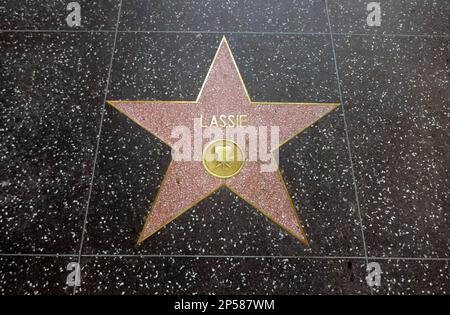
202, 139, 244, 179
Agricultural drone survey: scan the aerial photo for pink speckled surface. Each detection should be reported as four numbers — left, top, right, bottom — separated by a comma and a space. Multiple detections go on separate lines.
109, 38, 338, 244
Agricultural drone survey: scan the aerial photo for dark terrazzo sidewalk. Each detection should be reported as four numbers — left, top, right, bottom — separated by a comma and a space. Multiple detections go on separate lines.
0, 0, 448, 295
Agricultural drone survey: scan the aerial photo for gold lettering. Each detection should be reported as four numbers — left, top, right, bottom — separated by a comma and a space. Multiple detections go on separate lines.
198, 114, 249, 127
239, 115, 248, 127
199, 115, 208, 128
210, 115, 218, 127
219, 115, 227, 128
228, 115, 236, 127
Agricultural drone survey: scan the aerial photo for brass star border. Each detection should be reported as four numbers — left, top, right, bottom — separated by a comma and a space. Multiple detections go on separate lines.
107, 37, 341, 246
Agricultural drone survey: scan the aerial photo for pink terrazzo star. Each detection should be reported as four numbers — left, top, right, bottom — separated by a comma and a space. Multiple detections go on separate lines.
108, 37, 339, 245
